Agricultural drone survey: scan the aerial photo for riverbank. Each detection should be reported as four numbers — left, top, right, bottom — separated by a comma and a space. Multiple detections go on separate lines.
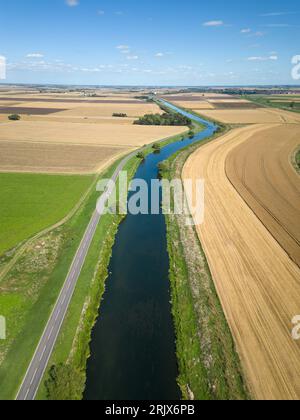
160, 126, 250, 400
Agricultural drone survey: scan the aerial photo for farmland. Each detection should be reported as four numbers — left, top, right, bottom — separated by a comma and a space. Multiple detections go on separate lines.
0, 172, 93, 256
0, 89, 190, 400
226, 124, 300, 267
194, 108, 300, 124
0, 93, 187, 175
183, 122, 300, 400
244, 95, 300, 113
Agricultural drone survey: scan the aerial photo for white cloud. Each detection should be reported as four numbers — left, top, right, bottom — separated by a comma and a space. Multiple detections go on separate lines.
241, 28, 251, 33
155, 53, 165, 57
116, 45, 130, 50
203, 20, 224, 27
26, 53, 44, 58
97, 10, 105, 16
126, 55, 139, 60
260, 12, 296, 17
247, 55, 278, 61
66, 0, 79, 6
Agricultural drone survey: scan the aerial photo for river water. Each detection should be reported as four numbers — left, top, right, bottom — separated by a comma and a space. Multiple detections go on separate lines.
84, 104, 217, 400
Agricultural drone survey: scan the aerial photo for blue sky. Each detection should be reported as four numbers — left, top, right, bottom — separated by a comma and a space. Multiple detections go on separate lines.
1, 0, 300, 86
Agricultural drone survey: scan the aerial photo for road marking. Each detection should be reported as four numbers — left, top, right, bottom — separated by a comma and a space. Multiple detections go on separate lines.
30, 368, 38, 386
39, 346, 47, 362
24, 388, 31, 400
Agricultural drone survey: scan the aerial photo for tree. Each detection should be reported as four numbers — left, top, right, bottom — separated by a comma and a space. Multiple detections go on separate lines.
152, 143, 161, 152
136, 151, 145, 160
45, 364, 84, 401
8, 114, 21, 121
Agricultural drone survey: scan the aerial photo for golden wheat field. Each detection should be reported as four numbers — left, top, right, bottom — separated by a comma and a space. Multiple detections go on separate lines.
0, 141, 129, 174
55, 103, 162, 117
194, 108, 300, 123
0, 120, 186, 173
0, 121, 185, 147
11, 115, 136, 125
172, 101, 214, 109
183, 123, 300, 400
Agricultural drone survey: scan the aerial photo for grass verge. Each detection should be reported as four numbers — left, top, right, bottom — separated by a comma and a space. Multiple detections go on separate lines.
160, 127, 250, 400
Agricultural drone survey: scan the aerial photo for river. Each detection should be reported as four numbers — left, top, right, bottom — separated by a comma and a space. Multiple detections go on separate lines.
83, 103, 217, 400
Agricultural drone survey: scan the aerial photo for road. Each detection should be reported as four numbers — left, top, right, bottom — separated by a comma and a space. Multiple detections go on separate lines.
15, 148, 138, 400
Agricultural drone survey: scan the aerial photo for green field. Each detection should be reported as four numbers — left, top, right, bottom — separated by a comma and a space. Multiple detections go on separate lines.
0, 173, 94, 256
244, 95, 300, 113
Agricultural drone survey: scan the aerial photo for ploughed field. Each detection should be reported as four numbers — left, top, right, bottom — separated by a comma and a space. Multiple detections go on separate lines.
183, 119, 300, 400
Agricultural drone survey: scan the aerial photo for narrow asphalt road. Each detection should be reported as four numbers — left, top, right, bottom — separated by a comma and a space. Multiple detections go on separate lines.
16, 148, 139, 401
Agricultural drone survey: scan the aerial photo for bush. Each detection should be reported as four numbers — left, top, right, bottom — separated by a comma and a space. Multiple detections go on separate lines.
45, 364, 85, 401
152, 143, 161, 153
136, 151, 145, 160
8, 114, 21, 121
112, 113, 127, 118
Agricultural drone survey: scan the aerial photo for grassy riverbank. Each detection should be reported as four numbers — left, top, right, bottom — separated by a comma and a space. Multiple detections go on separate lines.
160, 127, 250, 400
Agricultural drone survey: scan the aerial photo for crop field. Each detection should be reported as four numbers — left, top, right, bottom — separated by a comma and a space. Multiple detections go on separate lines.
208, 102, 261, 109
15, 115, 136, 125
194, 108, 300, 123
55, 103, 162, 117
226, 124, 300, 267
0, 120, 185, 147
0, 172, 93, 256
244, 95, 300, 114
171, 101, 215, 109
0, 141, 129, 174
183, 123, 300, 400
0, 107, 68, 115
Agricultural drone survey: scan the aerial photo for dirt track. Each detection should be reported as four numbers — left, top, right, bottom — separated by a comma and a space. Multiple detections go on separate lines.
183, 124, 300, 400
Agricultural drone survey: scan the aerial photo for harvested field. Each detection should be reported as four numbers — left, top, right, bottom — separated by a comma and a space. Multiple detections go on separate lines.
0, 121, 185, 147
208, 99, 250, 104
163, 96, 209, 102
183, 124, 300, 400
226, 124, 300, 266
54, 103, 163, 117
0, 141, 129, 174
172, 101, 215, 109
209, 102, 262, 110
0, 107, 67, 115
195, 108, 300, 124
18, 115, 136, 125
0, 96, 142, 104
